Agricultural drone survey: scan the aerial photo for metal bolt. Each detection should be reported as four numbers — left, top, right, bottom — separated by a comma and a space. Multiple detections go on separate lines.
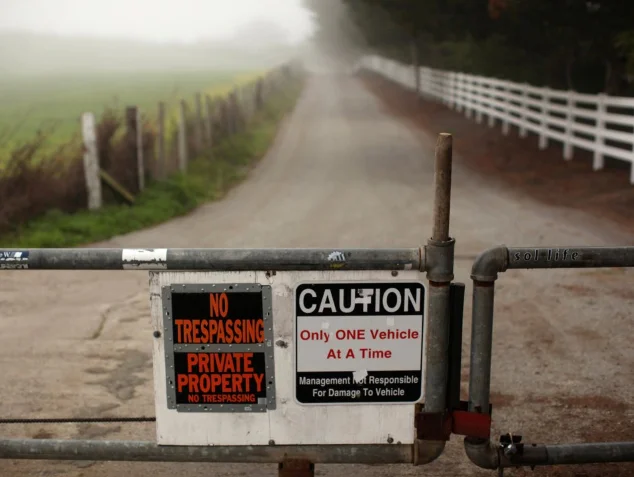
268, 439, 275, 446
504, 443, 517, 456
387, 437, 394, 444
153, 331, 161, 338
391, 271, 398, 277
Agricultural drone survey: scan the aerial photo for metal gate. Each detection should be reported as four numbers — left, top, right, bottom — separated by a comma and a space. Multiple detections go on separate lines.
0, 133, 632, 475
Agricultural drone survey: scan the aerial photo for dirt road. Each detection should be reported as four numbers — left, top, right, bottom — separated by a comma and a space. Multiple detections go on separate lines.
1, 70, 633, 477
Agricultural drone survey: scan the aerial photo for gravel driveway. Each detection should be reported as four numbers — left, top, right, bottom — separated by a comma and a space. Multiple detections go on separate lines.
0, 68, 632, 477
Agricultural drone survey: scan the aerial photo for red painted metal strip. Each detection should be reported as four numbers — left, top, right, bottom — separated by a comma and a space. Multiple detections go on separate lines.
451, 410, 492, 439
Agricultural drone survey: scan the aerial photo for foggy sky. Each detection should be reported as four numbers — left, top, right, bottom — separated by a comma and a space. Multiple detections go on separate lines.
0, 0, 314, 43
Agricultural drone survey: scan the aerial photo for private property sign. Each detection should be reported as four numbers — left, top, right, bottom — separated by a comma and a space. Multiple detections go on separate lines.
294, 282, 425, 405
161, 283, 276, 413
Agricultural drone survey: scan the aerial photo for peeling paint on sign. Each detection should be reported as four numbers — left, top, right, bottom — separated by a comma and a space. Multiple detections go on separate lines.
352, 369, 368, 384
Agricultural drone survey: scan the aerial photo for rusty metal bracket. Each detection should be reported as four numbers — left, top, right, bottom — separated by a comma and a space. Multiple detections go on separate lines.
416, 410, 452, 441
453, 409, 492, 439
416, 401, 493, 441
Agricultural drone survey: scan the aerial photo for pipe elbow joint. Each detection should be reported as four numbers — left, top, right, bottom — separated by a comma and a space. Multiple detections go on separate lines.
464, 437, 500, 470
471, 246, 508, 282
413, 439, 446, 465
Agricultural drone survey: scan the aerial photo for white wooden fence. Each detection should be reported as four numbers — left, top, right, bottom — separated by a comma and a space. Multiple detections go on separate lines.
355, 55, 634, 184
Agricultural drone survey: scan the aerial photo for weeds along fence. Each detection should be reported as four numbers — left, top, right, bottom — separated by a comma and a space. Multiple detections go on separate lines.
0, 60, 304, 234
355, 55, 634, 184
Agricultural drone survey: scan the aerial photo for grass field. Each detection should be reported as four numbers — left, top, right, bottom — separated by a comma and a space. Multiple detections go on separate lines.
0, 75, 304, 247
0, 69, 263, 158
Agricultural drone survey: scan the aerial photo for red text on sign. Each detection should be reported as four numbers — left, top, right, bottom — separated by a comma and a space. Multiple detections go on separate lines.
360, 348, 392, 359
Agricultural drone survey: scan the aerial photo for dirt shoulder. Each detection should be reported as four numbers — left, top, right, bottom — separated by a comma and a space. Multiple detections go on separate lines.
359, 72, 634, 240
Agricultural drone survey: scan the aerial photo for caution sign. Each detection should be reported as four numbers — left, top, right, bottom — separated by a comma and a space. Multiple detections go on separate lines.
162, 283, 275, 413
295, 282, 425, 405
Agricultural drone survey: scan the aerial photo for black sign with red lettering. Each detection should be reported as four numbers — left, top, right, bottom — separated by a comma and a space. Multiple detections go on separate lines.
163, 284, 275, 413
174, 351, 267, 405
172, 290, 264, 345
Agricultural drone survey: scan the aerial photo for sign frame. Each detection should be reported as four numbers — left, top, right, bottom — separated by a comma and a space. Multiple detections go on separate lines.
293, 279, 426, 407
161, 282, 276, 413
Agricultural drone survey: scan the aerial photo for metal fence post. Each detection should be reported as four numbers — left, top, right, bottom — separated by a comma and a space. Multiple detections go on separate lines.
415, 133, 455, 464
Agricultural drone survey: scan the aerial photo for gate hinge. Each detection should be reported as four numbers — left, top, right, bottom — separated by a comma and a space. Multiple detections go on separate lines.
415, 401, 493, 441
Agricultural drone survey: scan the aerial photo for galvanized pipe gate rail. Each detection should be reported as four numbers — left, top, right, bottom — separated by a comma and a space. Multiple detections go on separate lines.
0, 133, 633, 475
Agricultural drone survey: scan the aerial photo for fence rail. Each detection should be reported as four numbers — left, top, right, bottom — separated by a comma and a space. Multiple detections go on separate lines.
355, 55, 634, 184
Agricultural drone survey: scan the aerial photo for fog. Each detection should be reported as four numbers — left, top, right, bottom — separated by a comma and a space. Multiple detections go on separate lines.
0, 0, 315, 75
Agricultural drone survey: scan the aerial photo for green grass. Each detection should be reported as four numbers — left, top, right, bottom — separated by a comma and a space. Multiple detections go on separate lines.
0, 77, 304, 248
0, 69, 263, 159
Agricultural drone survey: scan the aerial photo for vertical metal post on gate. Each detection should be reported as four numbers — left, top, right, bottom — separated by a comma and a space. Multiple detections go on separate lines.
414, 133, 455, 464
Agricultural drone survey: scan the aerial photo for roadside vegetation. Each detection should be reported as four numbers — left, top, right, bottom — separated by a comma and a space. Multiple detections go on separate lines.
0, 74, 304, 248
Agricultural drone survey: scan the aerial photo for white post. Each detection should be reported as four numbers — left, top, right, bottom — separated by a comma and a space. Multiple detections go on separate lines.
518, 84, 528, 138
538, 87, 550, 150
593, 93, 606, 171
448, 72, 456, 109
455, 73, 464, 113
487, 84, 496, 128
465, 77, 473, 119
563, 90, 574, 160
81, 112, 102, 210
501, 84, 510, 136
475, 78, 483, 124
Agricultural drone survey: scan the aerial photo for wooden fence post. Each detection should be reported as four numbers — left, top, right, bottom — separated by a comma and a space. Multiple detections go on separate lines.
204, 95, 214, 147
178, 100, 188, 172
255, 79, 263, 111
125, 106, 144, 192
194, 93, 204, 153
228, 91, 236, 134
246, 83, 255, 121
219, 98, 229, 137
239, 86, 247, 123
228, 92, 237, 134
231, 89, 242, 132
157, 101, 166, 180
137, 108, 145, 190
81, 112, 102, 210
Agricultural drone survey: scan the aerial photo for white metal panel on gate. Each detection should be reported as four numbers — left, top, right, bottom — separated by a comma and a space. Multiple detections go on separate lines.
150, 269, 427, 446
